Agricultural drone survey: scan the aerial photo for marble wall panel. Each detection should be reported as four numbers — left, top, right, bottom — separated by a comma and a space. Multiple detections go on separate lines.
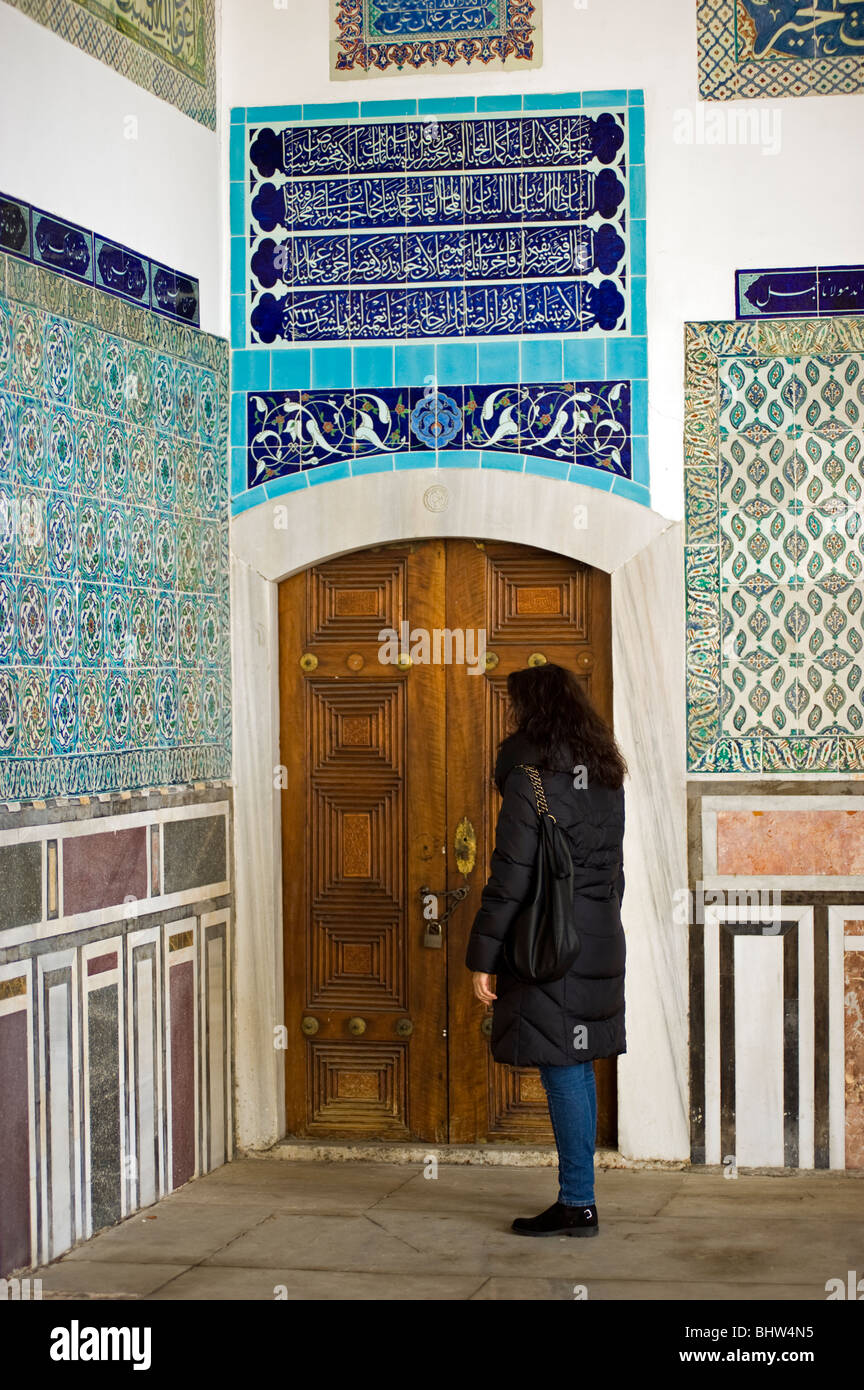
0, 789, 233, 1275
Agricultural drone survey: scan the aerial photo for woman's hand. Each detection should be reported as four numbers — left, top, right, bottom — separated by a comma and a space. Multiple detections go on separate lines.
472, 972, 497, 1005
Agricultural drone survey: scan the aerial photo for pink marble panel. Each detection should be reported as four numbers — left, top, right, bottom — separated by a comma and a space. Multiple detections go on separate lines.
845, 923, 864, 1169
716, 810, 864, 876
63, 828, 147, 917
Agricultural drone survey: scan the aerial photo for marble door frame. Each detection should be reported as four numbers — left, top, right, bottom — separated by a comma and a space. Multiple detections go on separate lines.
229, 469, 690, 1161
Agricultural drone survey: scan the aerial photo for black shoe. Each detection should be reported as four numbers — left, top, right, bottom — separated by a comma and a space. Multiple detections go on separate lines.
511, 1201, 599, 1238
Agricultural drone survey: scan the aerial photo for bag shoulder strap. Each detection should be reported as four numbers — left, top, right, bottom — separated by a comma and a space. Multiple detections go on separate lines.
517, 763, 551, 818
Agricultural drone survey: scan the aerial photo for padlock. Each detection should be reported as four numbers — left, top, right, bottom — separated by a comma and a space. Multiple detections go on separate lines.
423, 920, 443, 949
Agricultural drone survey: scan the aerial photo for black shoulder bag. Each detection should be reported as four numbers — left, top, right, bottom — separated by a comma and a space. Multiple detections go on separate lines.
502, 764, 580, 985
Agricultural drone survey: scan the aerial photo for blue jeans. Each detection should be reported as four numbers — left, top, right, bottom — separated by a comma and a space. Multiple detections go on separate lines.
538, 1062, 597, 1207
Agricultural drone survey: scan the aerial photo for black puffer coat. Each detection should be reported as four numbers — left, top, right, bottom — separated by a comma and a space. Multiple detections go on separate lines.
465, 730, 626, 1067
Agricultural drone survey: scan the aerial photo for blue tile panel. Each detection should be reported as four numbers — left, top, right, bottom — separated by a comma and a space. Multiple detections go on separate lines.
0, 191, 200, 328
736, 266, 864, 319
246, 380, 631, 489
246, 109, 631, 344
0, 249, 230, 800
332, 0, 540, 77
232, 91, 649, 513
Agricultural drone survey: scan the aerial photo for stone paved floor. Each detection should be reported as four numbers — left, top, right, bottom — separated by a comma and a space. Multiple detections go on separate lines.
30, 1159, 864, 1301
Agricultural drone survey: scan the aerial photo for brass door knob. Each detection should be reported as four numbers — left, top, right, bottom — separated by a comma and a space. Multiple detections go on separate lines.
395, 1018, 414, 1037
347, 1016, 367, 1035
527, 652, 547, 667
301, 1016, 319, 1036
481, 1016, 493, 1038
299, 653, 318, 671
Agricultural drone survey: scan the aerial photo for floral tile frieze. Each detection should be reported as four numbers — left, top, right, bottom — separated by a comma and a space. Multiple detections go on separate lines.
685, 315, 864, 774
247, 379, 631, 486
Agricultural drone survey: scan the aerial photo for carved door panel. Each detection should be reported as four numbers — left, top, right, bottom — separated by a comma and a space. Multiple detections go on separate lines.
279, 543, 448, 1141
279, 539, 616, 1146
445, 541, 616, 1147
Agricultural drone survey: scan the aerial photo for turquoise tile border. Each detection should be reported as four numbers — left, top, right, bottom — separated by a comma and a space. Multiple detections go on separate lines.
631, 220, 647, 277
302, 102, 359, 121
436, 341, 477, 384
271, 350, 311, 389
395, 343, 435, 385
438, 450, 480, 468
477, 95, 524, 112
628, 90, 645, 105
230, 394, 246, 446
630, 165, 646, 219
521, 339, 563, 382
232, 489, 262, 516
229, 182, 244, 237
395, 449, 436, 469
568, 462, 614, 491
230, 237, 245, 296
631, 436, 650, 487
524, 457, 570, 481
477, 341, 519, 384
352, 453, 396, 475
628, 105, 645, 150
310, 347, 353, 388
417, 96, 477, 114
230, 445, 246, 494
265, 472, 310, 499
631, 278, 647, 336
231, 294, 245, 348
232, 349, 270, 391
353, 345, 394, 388
607, 337, 648, 379
563, 338, 606, 378
582, 89, 627, 107
229, 125, 245, 181
482, 451, 524, 472
230, 107, 245, 124
611, 476, 650, 505
360, 99, 417, 117
524, 91, 582, 110
631, 380, 648, 437
307, 460, 353, 485
246, 104, 301, 124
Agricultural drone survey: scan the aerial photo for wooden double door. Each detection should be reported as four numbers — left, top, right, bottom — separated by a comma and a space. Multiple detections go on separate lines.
279, 540, 615, 1146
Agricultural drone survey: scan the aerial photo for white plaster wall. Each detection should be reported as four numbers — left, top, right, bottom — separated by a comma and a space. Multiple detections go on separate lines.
0, 2, 224, 337
221, 0, 864, 521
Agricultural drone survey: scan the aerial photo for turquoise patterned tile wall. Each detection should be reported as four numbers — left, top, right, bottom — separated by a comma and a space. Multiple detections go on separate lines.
0, 252, 231, 800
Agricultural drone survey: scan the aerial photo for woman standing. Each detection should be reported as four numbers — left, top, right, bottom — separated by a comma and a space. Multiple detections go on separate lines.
465, 663, 627, 1238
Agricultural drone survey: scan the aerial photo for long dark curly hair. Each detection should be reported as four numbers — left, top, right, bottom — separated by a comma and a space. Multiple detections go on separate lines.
505, 662, 628, 789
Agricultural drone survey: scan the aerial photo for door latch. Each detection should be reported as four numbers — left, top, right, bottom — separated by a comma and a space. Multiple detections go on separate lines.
420, 882, 470, 948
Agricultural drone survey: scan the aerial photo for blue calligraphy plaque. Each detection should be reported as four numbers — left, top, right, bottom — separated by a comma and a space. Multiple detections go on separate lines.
247, 108, 633, 344
737, 266, 864, 320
